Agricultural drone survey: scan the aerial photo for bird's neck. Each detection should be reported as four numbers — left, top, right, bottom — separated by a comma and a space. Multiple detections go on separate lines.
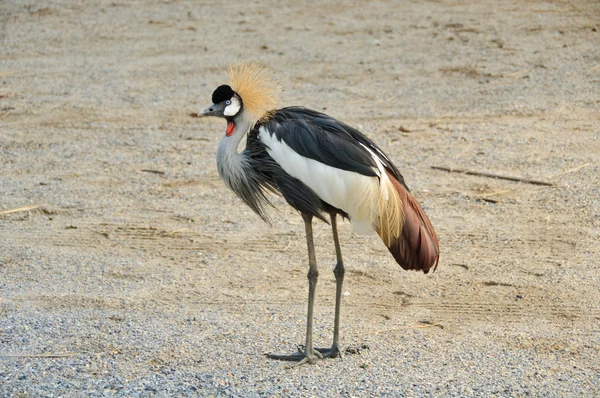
216, 111, 256, 190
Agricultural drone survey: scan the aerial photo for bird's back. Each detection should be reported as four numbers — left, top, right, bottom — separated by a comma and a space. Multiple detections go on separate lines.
261, 107, 407, 184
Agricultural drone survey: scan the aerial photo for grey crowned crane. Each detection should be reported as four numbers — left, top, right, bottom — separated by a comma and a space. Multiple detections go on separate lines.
198, 61, 439, 366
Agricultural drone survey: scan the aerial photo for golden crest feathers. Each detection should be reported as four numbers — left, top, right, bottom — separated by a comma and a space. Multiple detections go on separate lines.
228, 61, 281, 121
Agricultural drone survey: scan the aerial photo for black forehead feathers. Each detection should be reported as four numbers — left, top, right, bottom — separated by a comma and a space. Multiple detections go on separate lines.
212, 85, 235, 104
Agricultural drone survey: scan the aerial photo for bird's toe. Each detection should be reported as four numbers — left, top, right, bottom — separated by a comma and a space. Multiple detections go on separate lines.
265, 346, 324, 366
315, 345, 343, 359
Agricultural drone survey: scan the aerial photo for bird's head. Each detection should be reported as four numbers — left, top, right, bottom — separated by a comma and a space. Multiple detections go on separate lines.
199, 85, 243, 119
197, 61, 281, 136
198, 85, 243, 136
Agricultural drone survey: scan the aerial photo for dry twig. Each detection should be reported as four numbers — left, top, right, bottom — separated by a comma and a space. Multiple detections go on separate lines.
476, 189, 514, 204
0, 352, 76, 358
548, 162, 592, 178
432, 166, 554, 186
588, 64, 600, 72
141, 169, 165, 175
477, 197, 498, 204
481, 189, 513, 197
0, 204, 46, 215
0, 71, 21, 77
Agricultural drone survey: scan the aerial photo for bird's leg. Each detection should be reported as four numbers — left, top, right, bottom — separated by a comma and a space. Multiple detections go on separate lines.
266, 213, 322, 366
302, 212, 321, 363
315, 213, 344, 359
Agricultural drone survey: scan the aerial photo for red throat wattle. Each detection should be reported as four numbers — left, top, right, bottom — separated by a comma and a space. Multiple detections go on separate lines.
226, 121, 236, 137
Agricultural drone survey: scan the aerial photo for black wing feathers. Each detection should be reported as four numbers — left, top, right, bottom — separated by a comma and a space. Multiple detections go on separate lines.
244, 129, 328, 223
262, 107, 407, 187
263, 113, 376, 177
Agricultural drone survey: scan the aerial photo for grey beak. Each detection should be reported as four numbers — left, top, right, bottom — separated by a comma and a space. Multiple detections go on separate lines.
198, 106, 217, 117
198, 102, 226, 118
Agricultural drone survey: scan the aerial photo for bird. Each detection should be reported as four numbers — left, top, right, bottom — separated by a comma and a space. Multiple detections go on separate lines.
197, 61, 439, 366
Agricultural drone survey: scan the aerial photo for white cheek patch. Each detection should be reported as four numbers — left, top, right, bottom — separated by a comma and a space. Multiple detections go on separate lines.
223, 98, 241, 116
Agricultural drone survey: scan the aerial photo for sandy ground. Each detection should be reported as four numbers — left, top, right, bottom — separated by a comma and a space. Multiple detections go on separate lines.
1, 0, 599, 396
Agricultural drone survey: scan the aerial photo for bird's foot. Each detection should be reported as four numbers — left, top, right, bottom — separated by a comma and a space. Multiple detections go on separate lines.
315, 344, 343, 359
266, 345, 323, 367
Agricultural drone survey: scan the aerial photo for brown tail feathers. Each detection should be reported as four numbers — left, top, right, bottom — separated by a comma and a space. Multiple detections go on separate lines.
378, 171, 440, 274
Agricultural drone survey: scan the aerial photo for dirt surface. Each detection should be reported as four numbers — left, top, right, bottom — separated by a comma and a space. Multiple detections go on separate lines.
1, 0, 599, 396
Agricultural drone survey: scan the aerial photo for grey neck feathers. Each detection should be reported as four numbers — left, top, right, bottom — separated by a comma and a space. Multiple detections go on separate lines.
216, 110, 274, 222
216, 111, 255, 189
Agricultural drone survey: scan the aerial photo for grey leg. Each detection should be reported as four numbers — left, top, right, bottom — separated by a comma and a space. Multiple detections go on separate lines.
302, 212, 321, 363
316, 213, 344, 359
266, 213, 322, 366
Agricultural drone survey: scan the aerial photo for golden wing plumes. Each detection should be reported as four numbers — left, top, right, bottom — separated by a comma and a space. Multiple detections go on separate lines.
228, 61, 281, 121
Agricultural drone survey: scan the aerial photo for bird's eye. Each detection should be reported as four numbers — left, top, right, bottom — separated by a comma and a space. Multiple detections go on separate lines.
226, 100, 231, 105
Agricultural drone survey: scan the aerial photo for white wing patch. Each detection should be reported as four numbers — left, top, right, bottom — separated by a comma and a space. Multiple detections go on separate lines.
259, 127, 384, 234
